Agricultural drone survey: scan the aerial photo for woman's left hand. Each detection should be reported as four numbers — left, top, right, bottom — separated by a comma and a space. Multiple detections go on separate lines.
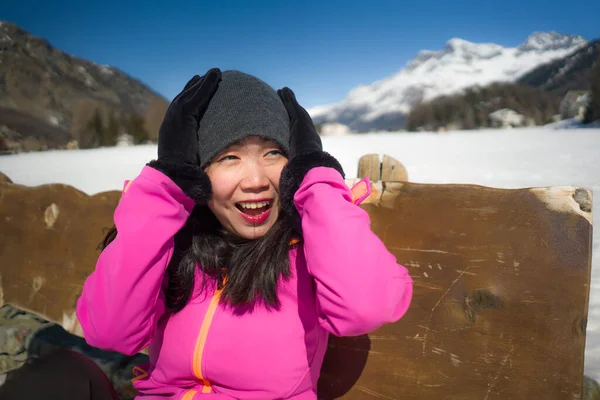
277, 87, 345, 218
277, 88, 413, 336
277, 87, 324, 158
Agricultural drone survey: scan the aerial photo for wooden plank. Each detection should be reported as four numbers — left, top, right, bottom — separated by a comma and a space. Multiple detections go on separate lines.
0, 180, 121, 337
357, 153, 381, 181
381, 154, 408, 182
318, 182, 593, 399
0, 174, 593, 399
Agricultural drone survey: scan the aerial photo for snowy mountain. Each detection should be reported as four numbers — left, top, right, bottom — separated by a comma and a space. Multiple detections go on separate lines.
309, 32, 588, 132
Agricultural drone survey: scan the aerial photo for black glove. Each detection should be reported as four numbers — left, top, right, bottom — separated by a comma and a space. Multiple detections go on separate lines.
147, 68, 222, 202
277, 87, 345, 218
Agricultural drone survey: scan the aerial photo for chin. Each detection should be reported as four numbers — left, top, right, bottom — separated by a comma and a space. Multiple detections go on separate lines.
236, 224, 273, 240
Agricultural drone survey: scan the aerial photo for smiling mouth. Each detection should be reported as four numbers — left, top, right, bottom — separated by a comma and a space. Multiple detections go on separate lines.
235, 200, 273, 216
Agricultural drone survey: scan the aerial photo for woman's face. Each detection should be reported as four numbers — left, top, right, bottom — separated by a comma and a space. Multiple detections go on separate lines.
205, 136, 288, 240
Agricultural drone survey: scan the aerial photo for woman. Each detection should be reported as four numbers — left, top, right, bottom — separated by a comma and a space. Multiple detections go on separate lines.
0, 69, 413, 399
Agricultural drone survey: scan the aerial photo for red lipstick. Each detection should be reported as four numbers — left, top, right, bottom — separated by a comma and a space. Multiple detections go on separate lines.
238, 207, 271, 224
235, 199, 273, 225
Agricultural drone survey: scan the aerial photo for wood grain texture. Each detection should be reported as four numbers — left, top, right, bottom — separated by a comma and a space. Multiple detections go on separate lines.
357, 154, 381, 181
318, 182, 593, 399
0, 174, 593, 399
0, 180, 120, 336
381, 154, 408, 182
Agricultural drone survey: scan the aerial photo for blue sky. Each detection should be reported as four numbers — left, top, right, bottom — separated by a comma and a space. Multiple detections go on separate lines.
4, 0, 600, 109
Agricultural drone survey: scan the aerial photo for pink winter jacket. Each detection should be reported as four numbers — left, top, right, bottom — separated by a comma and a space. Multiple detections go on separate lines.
75, 165, 413, 399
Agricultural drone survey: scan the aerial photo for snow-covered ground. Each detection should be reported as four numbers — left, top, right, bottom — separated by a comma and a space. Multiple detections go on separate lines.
1, 125, 599, 378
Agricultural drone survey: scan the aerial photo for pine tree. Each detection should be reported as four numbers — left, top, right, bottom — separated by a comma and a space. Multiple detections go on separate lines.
0, 137, 8, 152
85, 108, 103, 148
126, 114, 149, 144
584, 53, 600, 124
464, 107, 476, 129
103, 111, 120, 146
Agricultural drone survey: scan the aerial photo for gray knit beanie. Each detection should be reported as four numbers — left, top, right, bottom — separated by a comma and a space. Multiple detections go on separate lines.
197, 70, 290, 167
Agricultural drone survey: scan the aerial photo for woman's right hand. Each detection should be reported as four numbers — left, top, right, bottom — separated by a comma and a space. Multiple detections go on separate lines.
147, 68, 222, 202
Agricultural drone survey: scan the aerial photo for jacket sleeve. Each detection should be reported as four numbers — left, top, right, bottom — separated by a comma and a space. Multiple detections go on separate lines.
294, 167, 413, 337
75, 166, 195, 355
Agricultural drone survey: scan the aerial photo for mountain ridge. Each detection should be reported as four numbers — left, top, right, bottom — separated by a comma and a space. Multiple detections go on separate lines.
518, 39, 600, 96
309, 32, 588, 132
0, 21, 169, 151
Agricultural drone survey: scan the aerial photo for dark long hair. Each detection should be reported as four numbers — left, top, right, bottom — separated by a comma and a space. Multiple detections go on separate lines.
101, 204, 299, 313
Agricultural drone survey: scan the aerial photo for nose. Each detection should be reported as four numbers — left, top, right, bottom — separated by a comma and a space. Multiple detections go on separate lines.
239, 159, 270, 192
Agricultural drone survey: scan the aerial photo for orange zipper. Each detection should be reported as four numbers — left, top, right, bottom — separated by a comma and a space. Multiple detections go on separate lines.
189, 284, 224, 394
181, 389, 198, 400
184, 239, 300, 396
131, 365, 148, 383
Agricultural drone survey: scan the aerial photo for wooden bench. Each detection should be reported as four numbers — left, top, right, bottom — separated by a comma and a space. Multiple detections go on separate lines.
0, 154, 593, 399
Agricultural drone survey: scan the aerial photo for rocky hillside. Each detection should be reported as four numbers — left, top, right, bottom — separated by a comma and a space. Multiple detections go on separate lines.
0, 21, 169, 152
517, 39, 600, 96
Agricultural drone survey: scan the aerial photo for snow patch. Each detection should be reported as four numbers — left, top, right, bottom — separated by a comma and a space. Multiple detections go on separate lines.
99, 65, 114, 76
320, 122, 353, 136
547, 118, 600, 130
76, 65, 97, 87
518, 31, 587, 52
48, 116, 60, 126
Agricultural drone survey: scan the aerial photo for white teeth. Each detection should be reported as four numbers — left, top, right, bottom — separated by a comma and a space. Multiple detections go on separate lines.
239, 201, 270, 209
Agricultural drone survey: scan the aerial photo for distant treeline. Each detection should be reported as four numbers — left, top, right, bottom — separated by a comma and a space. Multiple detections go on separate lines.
584, 53, 600, 124
405, 83, 561, 132
83, 108, 148, 148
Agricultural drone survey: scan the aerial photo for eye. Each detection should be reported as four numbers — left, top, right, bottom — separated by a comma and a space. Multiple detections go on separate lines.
218, 155, 239, 162
265, 150, 284, 157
